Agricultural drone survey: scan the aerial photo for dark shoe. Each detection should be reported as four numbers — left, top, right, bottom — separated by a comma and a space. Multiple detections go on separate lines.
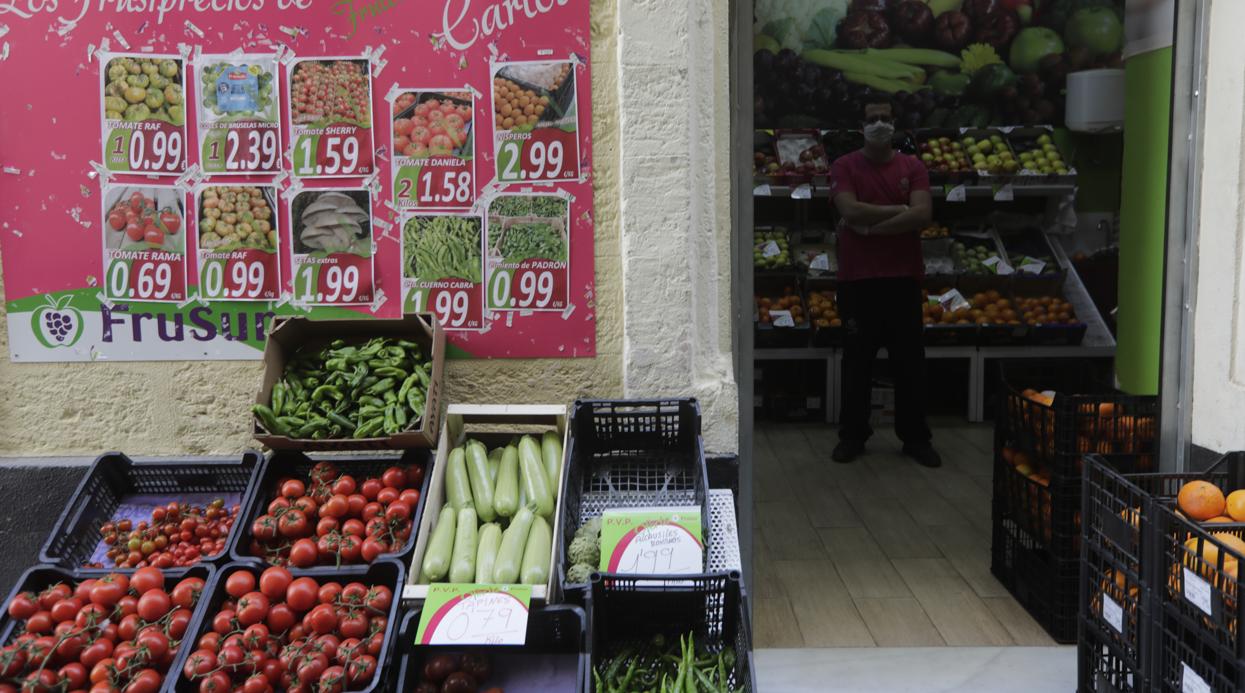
903, 443, 942, 468
832, 440, 865, 463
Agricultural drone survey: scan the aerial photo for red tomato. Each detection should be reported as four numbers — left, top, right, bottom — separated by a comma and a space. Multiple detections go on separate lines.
259, 567, 292, 600
7, 593, 36, 620
337, 534, 362, 563
290, 496, 318, 515
331, 476, 356, 496
143, 225, 164, 246
365, 585, 393, 613
399, 488, 422, 507
89, 577, 127, 608
79, 638, 114, 669
385, 501, 411, 522
212, 609, 237, 635
125, 221, 145, 242
364, 631, 384, 657
296, 652, 328, 683
288, 539, 318, 568
123, 668, 162, 693
49, 596, 81, 622
381, 467, 406, 489
306, 604, 337, 635
252, 514, 278, 541
182, 648, 216, 679
159, 208, 180, 234
321, 494, 349, 519
267, 497, 291, 515
172, 577, 205, 609
342, 519, 366, 538
309, 462, 338, 485
277, 510, 309, 538
319, 665, 346, 693
136, 589, 171, 621
286, 578, 319, 612
236, 592, 269, 626
280, 479, 306, 499
337, 611, 368, 639
241, 674, 270, 693
360, 537, 387, 563
56, 632, 85, 660
57, 662, 87, 689
346, 494, 367, 517
168, 608, 192, 639
346, 654, 378, 685
136, 629, 169, 661
197, 631, 222, 653
108, 209, 126, 231
242, 623, 269, 650
129, 192, 145, 213
359, 479, 382, 500
226, 571, 257, 598
407, 465, 426, 488
394, 118, 414, 137
318, 582, 342, 605
198, 670, 232, 692
116, 594, 139, 617
24, 610, 53, 634
316, 517, 340, 536
118, 613, 142, 640
266, 603, 297, 634
361, 502, 383, 522
38, 583, 71, 609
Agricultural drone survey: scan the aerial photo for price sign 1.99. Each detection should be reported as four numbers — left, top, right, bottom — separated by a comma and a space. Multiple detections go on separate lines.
105, 122, 187, 175
104, 251, 187, 303
201, 124, 281, 175
487, 261, 568, 312
292, 254, 375, 305
495, 127, 579, 184
405, 282, 483, 330
198, 248, 279, 301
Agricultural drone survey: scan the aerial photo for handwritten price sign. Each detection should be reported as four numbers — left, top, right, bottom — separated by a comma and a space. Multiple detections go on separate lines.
105, 121, 186, 175
197, 248, 279, 301
487, 259, 568, 312
414, 585, 531, 646
104, 251, 187, 303
202, 124, 280, 174
599, 508, 704, 576
495, 127, 578, 183
292, 254, 374, 305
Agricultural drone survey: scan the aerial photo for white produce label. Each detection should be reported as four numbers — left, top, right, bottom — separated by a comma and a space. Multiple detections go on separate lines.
1182, 663, 1211, 693
810, 253, 829, 271
762, 241, 780, 258
770, 309, 794, 327
1182, 568, 1214, 616
1101, 595, 1124, 634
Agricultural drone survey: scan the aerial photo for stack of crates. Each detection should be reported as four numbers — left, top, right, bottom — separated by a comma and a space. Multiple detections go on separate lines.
992, 362, 1157, 642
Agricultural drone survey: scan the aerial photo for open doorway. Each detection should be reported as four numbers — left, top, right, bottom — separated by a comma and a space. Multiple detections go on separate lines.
731, 0, 1186, 678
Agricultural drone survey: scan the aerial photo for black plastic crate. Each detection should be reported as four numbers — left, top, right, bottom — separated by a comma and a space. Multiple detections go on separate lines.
230, 450, 431, 570
39, 451, 262, 574
994, 449, 1080, 558
174, 558, 405, 693
556, 399, 708, 599
991, 511, 1079, 643
1153, 503, 1245, 665
923, 323, 979, 346
391, 603, 589, 693
589, 572, 753, 693
1155, 602, 1245, 692
1079, 612, 1150, 693
0, 563, 216, 691
998, 362, 1158, 481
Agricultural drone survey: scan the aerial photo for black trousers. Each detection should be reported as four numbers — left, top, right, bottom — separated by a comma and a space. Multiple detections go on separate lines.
837, 277, 932, 446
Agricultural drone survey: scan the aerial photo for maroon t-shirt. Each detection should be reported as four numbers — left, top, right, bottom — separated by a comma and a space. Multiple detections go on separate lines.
830, 150, 929, 281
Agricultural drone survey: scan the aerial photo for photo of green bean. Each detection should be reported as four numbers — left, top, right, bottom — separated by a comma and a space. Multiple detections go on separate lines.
499, 221, 566, 263
487, 194, 568, 264
402, 215, 483, 284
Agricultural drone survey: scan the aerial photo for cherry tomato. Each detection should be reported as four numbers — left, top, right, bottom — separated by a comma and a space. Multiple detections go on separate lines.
296, 653, 328, 683
118, 613, 142, 640
56, 632, 84, 660
129, 567, 164, 595
74, 579, 98, 602
266, 603, 297, 634
286, 578, 320, 612
136, 589, 171, 621
90, 657, 116, 684
337, 534, 362, 562
365, 631, 384, 657
116, 594, 139, 617
236, 592, 270, 626
172, 577, 205, 609
288, 538, 319, 568
258, 566, 292, 600
242, 623, 270, 650
241, 674, 271, 693
381, 467, 406, 489
341, 519, 365, 538
226, 571, 257, 598
197, 631, 222, 652
280, 479, 306, 499
316, 517, 340, 537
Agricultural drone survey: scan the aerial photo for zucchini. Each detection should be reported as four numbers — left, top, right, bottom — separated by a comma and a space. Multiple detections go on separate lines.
487, 447, 503, 484
520, 514, 552, 586
475, 522, 502, 584
493, 505, 534, 584
518, 435, 554, 519
449, 506, 478, 583
445, 445, 474, 511
541, 430, 562, 496
493, 444, 520, 519
465, 439, 497, 522
421, 505, 457, 582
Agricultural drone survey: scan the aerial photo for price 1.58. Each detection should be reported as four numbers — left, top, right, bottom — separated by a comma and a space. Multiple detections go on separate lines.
111, 127, 184, 173
396, 169, 472, 208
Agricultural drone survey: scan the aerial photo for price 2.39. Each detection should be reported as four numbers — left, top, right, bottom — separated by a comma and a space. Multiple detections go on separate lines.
297, 263, 360, 303
107, 260, 174, 300
497, 139, 564, 182
112, 129, 183, 173
490, 269, 555, 309
201, 260, 266, 299
397, 170, 472, 206
209, 129, 279, 172
298, 135, 360, 176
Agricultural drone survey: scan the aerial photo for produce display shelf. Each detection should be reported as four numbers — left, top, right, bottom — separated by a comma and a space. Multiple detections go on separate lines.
707, 489, 742, 574
752, 182, 1077, 199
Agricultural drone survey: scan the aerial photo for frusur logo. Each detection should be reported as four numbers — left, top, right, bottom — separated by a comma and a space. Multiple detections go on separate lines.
31, 294, 84, 348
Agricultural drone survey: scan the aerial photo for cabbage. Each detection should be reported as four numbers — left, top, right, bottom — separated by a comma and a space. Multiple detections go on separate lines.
755, 0, 850, 52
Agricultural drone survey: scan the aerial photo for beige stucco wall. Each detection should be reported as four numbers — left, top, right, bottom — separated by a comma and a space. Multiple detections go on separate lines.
0, 0, 739, 457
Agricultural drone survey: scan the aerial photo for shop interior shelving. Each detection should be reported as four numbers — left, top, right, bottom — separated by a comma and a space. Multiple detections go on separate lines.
752, 170, 1115, 424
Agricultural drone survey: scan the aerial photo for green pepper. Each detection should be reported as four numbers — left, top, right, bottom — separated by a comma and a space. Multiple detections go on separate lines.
327, 411, 357, 432
397, 373, 419, 403
354, 416, 384, 438
271, 381, 286, 417
360, 395, 385, 408
252, 404, 289, 436
373, 366, 407, 379
365, 377, 395, 395
383, 390, 397, 404
358, 405, 386, 418
312, 384, 343, 402
408, 389, 425, 418
393, 404, 408, 429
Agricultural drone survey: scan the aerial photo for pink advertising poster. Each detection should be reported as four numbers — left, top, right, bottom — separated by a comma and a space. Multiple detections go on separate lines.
0, 0, 594, 361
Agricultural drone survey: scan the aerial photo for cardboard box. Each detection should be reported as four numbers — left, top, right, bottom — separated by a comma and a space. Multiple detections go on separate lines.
253, 314, 445, 450
404, 404, 568, 604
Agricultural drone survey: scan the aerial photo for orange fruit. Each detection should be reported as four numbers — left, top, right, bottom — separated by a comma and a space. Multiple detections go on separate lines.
1227, 490, 1245, 522
1205, 516, 1234, 524
1178, 481, 1226, 521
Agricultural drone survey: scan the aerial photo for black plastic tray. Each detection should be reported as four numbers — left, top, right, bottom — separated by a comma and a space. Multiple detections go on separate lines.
557, 399, 708, 600
0, 563, 216, 691
230, 449, 431, 571
173, 558, 405, 693
39, 451, 262, 575
391, 603, 590, 693
588, 571, 753, 693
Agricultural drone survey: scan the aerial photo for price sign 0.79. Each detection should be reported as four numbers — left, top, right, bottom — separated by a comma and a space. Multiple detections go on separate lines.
101, 54, 188, 175
414, 585, 531, 646
288, 58, 375, 178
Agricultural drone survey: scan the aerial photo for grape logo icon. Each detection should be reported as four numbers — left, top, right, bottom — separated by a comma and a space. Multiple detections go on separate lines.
31, 295, 84, 348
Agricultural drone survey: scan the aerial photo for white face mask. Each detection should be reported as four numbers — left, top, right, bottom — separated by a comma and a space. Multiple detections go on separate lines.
864, 120, 895, 145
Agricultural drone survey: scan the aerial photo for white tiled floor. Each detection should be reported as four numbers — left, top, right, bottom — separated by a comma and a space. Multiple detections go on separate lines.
755, 647, 1076, 692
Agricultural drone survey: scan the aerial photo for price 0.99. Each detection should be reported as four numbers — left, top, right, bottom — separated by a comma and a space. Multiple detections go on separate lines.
201, 260, 266, 299
108, 260, 173, 300
497, 139, 564, 182
492, 269, 555, 309
214, 129, 279, 172
114, 129, 183, 173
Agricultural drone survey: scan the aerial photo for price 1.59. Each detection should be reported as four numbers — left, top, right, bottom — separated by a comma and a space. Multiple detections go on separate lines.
205, 127, 280, 173
294, 258, 373, 305
199, 256, 275, 300
106, 257, 185, 302
110, 126, 185, 174
294, 133, 371, 177
489, 267, 561, 310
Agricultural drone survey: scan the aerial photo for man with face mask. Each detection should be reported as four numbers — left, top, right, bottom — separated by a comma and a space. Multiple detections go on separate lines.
828, 95, 940, 468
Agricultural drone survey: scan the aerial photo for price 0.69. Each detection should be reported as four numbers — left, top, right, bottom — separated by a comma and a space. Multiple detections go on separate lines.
112, 128, 184, 173
107, 258, 178, 301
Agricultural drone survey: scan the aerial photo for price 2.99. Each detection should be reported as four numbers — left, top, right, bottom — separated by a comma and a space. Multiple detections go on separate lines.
497, 139, 564, 182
